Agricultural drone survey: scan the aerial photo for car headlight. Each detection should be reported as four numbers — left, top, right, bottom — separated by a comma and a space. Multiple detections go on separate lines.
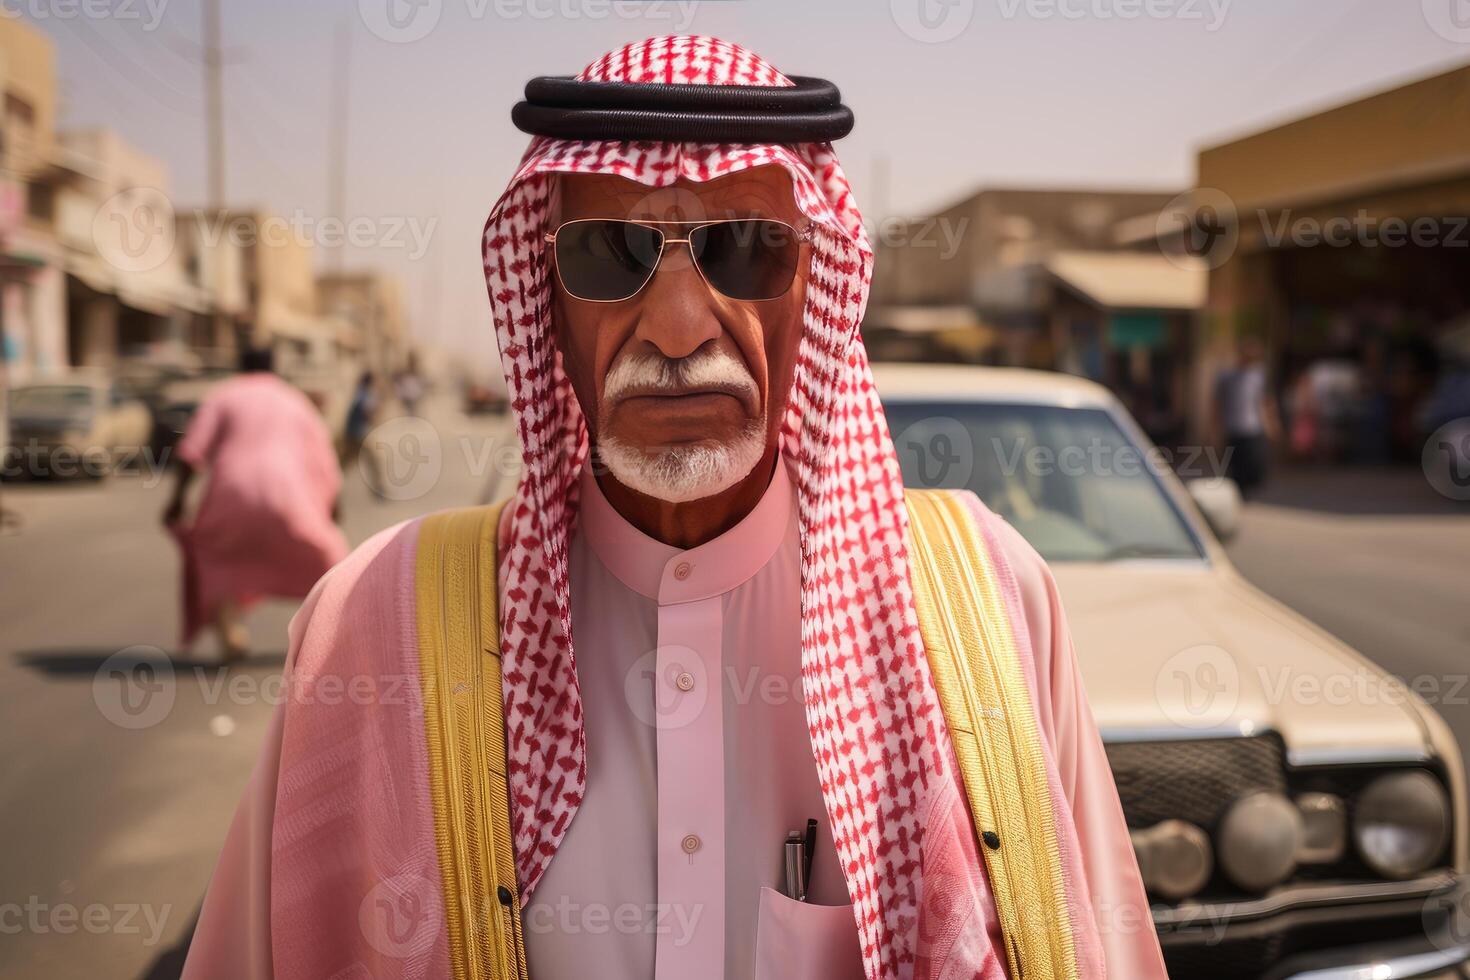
1354, 770, 1450, 879
1218, 791, 1302, 892
1131, 820, 1213, 900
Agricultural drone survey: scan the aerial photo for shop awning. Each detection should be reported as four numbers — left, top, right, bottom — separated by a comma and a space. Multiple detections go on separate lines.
866, 304, 988, 335
1046, 251, 1207, 312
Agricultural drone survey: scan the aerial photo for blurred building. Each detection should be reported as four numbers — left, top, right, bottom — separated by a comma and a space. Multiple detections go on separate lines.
316, 269, 408, 377
175, 208, 249, 360
1189, 61, 1470, 460
174, 207, 360, 419
49, 128, 209, 369
0, 16, 64, 383
865, 187, 1205, 446
0, 14, 414, 451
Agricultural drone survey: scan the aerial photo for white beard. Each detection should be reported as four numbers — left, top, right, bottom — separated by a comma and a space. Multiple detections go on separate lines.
597, 418, 767, 503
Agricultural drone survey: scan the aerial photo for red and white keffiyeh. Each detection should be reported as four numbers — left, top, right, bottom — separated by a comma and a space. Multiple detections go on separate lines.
481, 35, 971, 979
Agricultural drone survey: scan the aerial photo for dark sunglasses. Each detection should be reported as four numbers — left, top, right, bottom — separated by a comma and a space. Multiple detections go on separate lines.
543, 218, 812, 303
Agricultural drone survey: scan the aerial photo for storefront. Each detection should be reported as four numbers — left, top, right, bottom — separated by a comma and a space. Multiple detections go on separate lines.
1194, 62, 1470, 461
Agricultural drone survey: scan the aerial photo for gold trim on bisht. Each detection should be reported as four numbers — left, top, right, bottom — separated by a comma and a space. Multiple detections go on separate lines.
415, 501, 526, 980
905, 488, 1080, 980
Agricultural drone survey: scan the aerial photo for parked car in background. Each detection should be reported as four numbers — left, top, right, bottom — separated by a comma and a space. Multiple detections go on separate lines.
4, 375, 152, 480
463, 381, 508, 416
874, 363, 1468, 980
145, 370, 233, 467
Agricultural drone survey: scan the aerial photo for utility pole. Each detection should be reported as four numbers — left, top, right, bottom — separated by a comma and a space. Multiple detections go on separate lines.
328, 18, 351, 273
201, 0, 228, 352
203, 0, 225, 208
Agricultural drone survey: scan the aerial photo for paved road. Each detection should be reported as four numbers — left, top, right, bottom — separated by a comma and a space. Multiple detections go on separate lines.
1, 439, 1466, 979
1225, 468, 1470, 783
0, 402, 516, 980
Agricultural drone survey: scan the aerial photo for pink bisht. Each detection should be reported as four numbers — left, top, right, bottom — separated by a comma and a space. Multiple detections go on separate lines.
172, 372, 347, 646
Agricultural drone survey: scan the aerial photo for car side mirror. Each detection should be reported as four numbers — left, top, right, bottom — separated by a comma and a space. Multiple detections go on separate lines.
1186, 477, 1242, 542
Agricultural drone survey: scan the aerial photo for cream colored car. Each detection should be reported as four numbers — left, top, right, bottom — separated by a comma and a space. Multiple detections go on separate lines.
5, 375, 153, 479
874, 363, 1468, 980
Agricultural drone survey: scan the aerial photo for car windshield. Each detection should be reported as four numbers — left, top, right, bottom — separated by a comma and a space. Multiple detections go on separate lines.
883, 400, 1204, 562
9, 385, 97, 417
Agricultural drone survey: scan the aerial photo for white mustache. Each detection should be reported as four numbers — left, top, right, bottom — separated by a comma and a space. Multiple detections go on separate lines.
603, 348, 758, 409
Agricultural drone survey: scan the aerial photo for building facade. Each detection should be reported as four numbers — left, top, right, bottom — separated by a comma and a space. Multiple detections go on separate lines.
1191, 61, 1470, 460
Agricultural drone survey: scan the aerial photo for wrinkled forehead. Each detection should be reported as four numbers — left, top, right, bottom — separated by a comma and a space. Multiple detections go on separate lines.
551, 166, 804, 226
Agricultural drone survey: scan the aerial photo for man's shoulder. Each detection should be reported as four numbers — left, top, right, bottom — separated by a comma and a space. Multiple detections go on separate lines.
903, 486, 1054, 602
314, 502, 510, 599
287, 518, 423, 668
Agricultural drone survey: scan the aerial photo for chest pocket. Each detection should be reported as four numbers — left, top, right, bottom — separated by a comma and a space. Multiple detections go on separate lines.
754, 886, 864, 980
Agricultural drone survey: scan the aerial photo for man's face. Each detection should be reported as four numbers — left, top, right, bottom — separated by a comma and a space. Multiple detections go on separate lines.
550, 166, 809, 502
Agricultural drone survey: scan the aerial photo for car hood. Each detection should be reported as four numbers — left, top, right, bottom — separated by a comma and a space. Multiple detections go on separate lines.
1050, 561, 1432, 765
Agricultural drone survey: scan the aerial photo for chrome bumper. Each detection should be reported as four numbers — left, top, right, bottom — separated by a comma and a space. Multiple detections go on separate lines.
1157, 871, 1470, 980
1280, 939, 1470, 979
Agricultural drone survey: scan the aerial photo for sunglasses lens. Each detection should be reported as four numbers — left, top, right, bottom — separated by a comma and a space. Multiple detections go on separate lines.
690, 220, 801, 301
554, 220, 663, 301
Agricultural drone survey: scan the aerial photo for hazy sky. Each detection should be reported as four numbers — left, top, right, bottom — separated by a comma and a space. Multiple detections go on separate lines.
25, 0, 1470, 368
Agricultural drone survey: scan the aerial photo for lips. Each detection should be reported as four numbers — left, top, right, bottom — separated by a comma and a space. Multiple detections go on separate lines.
615, 383, 756, 415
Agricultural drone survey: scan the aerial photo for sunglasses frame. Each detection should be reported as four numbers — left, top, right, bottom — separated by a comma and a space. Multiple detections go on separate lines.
542, 217, 814, 303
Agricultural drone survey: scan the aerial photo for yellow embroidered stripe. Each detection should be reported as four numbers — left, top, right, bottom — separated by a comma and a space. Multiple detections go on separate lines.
415, 503, 525, 980
904, 489, 1079, 980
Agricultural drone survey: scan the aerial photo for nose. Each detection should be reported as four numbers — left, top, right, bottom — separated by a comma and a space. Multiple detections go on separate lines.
630, 242, 722, 360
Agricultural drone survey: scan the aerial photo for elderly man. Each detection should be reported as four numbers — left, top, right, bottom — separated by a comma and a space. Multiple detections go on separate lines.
183, 36, 1164, 980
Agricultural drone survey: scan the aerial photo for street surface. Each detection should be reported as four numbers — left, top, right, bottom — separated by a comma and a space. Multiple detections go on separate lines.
0, 400, 518, 980
1225, 468, 1470, 780
0, 432, 1466, 979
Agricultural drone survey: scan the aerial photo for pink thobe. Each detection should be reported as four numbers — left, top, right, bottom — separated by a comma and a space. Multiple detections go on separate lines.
181, 454, 1166, 980
173, 372, 348, 645
523, 458, 862, 979
522, 456, 1164, 980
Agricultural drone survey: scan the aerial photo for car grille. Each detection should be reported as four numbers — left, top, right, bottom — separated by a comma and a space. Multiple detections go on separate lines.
1104, 734, 1288, 832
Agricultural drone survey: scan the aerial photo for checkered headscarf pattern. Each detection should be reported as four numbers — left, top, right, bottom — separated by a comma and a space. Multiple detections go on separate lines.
481, 36, 962, 978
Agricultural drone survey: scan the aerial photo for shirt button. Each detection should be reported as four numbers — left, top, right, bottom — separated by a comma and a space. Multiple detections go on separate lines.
673, 560, 692, 581
675, 671, 695, 692
681, 834, 701, 855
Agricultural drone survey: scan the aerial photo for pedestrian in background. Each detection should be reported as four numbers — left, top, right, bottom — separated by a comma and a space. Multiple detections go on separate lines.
342, 370, 379, 461
1213, 336, 1281, 497
162, 347, 348, 662
393, 354, 426, 418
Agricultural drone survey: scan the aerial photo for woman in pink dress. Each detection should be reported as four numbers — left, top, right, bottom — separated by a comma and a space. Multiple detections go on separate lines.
162, 347, 349, 661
